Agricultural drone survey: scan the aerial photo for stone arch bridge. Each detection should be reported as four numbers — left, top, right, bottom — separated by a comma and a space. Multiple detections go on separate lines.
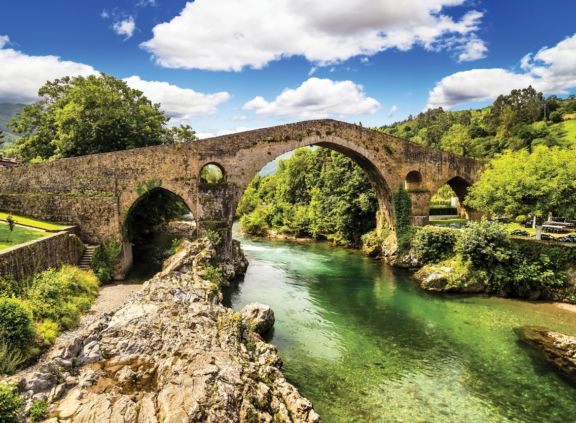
0, 120, 483, 276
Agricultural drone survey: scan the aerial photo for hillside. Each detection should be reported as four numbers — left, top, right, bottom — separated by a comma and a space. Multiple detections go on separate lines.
0, 103, 25, 148
378, 89, 576, 160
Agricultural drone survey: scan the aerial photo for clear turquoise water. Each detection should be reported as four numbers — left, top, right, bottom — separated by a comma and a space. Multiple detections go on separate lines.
225, 235, 576, 423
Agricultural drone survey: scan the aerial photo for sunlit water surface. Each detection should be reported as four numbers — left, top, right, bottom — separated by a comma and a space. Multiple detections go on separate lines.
224, 232, 576, 423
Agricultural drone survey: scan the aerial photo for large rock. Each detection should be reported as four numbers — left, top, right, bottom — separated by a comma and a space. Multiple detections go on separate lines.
10, 238, 320, 422
516, 326, 576, 383
415, 265, 484, 294
241, 303, 275, 335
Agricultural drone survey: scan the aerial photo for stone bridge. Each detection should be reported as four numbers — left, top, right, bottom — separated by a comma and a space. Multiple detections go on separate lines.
0, 119, 483, 276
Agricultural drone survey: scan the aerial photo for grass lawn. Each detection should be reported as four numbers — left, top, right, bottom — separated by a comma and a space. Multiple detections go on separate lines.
0, 211, 70, 231
0, 222, 50, 250
429, 218, 468, 227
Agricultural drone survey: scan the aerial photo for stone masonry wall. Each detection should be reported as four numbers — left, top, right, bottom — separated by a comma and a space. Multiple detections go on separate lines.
0, 232, 84, 281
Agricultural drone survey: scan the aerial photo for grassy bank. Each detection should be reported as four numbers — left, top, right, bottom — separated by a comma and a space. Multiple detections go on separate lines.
0, 224, 49, 251
0, 212, 70, 231
0, 266, 99, 375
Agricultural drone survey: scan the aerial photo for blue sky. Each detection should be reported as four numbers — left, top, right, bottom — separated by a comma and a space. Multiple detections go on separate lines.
1, 0, 576, 137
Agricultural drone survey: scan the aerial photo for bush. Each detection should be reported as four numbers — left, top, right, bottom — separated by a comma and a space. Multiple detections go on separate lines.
0, 342, 25, 375
412, 227, 458, 263
91, 238, 122, 282
0, 383, 24, 423
240, 208, 269, 236
35, 320, 60, 348
456, 221, 512, 267
0, 298, 35, 353
29, 399, 49, 421
27, 266, 99, 331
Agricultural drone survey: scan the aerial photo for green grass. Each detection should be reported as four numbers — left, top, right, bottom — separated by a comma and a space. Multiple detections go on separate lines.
560, 119, 576, 141
429, 218, 468, 227
0, 212, 70, 231
0, 223, 49, 250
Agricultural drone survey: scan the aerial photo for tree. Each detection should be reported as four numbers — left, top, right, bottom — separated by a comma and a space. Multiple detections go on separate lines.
169, 124, 198, 142
9, 73, 178, 162
5, 215, 15, 242
465, 146, 576, 239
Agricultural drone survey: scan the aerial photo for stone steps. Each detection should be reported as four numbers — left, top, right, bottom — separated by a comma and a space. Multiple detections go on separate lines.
79, 245, 98, 270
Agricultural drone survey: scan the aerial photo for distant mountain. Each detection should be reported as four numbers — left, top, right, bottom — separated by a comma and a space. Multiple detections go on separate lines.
0, 103, 25, 148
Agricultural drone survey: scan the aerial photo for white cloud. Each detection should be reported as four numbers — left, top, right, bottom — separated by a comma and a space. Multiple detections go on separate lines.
0, 37, 97, 103
243, 77, 380, 119
141, 0, 484, 71
427, 33, 576, 109
113, 16, 136, 40
388, 105, 398, 117
458, 38, 487, 62
197, 126, 255, 139
123, 76, 230, 120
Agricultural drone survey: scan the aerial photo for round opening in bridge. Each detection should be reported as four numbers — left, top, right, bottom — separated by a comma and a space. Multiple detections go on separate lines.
428, 177, 473, 228
124, 188, 196, 280
405, 170, 423, 190
200, 163, 225, 184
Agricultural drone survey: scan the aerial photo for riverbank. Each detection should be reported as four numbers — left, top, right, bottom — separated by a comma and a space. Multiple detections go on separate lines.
5, 238, 320, 422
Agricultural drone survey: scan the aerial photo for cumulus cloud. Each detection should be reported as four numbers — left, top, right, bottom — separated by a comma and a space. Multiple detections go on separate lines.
427, 33, 576, 109
243, 77, 380, 119
123, 76, 230, 120
458, 38, 487, 62
0, 37, 97, 103
113, 16, 136, 39
197, 126, 255, 139
141, 0, 485, 71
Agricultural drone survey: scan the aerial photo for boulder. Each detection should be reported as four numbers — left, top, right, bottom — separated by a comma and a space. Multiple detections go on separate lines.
516, 326, 576, 383
241, 303, 275, 335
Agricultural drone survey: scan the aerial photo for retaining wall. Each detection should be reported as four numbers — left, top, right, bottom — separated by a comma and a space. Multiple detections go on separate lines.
0, 232, 84, 280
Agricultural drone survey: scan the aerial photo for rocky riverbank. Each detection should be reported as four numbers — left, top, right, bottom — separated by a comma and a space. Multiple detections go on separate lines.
7, 238, 320, 422
517, 326, 576, 383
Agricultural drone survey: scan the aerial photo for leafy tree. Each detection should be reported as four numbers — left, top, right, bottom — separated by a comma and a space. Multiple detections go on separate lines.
9, 73, 178, 162
5, 215, 14, 241
465, 146, 576, 238
169, 124, 198, 142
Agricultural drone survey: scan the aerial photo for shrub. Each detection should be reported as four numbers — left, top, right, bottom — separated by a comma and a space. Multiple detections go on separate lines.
412, 227, 458, 263
361, 229, 390, 257
456, 221, 512, 267
0, 277, 25, 298
29, 399, 49, 421
0, 383, 24, 423
393, 186, 413, 250
91, 238, 122, 282
0, 297, 35, 353
240, 209, 269, 236
27, 266, 99, 331
0, 342, 25, 375
35, 320, 60, 348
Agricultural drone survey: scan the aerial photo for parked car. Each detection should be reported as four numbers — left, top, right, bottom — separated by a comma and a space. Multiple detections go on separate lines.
558, 235, 576, 243
511, 230, 529, 237
538, 234, 554, 241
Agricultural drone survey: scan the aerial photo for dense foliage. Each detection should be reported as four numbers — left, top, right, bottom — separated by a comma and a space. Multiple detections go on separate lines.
465, 145, 576, 220
379, 88, 576, 159
238, 147, 378, 246
0, 383, 24, 423
412, 227, 457, 263
8, 73, 196, 162
90, 238, 122, 283
417, 221, 572, 300
0, 266, 99, 372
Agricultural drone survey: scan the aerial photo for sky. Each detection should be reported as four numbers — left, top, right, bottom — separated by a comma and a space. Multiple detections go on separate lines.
1, 0, 576, 138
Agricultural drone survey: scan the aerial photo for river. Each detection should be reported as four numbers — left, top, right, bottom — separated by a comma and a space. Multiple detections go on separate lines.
224, 233, 576, 423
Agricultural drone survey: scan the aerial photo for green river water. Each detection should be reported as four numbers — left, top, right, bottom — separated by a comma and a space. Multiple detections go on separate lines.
224, 234, 576, 423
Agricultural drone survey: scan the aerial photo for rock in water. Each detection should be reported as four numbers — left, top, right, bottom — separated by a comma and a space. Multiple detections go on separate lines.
10, 238, 320, 422
241, 303, 275, 335
517, 325, 576, 383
